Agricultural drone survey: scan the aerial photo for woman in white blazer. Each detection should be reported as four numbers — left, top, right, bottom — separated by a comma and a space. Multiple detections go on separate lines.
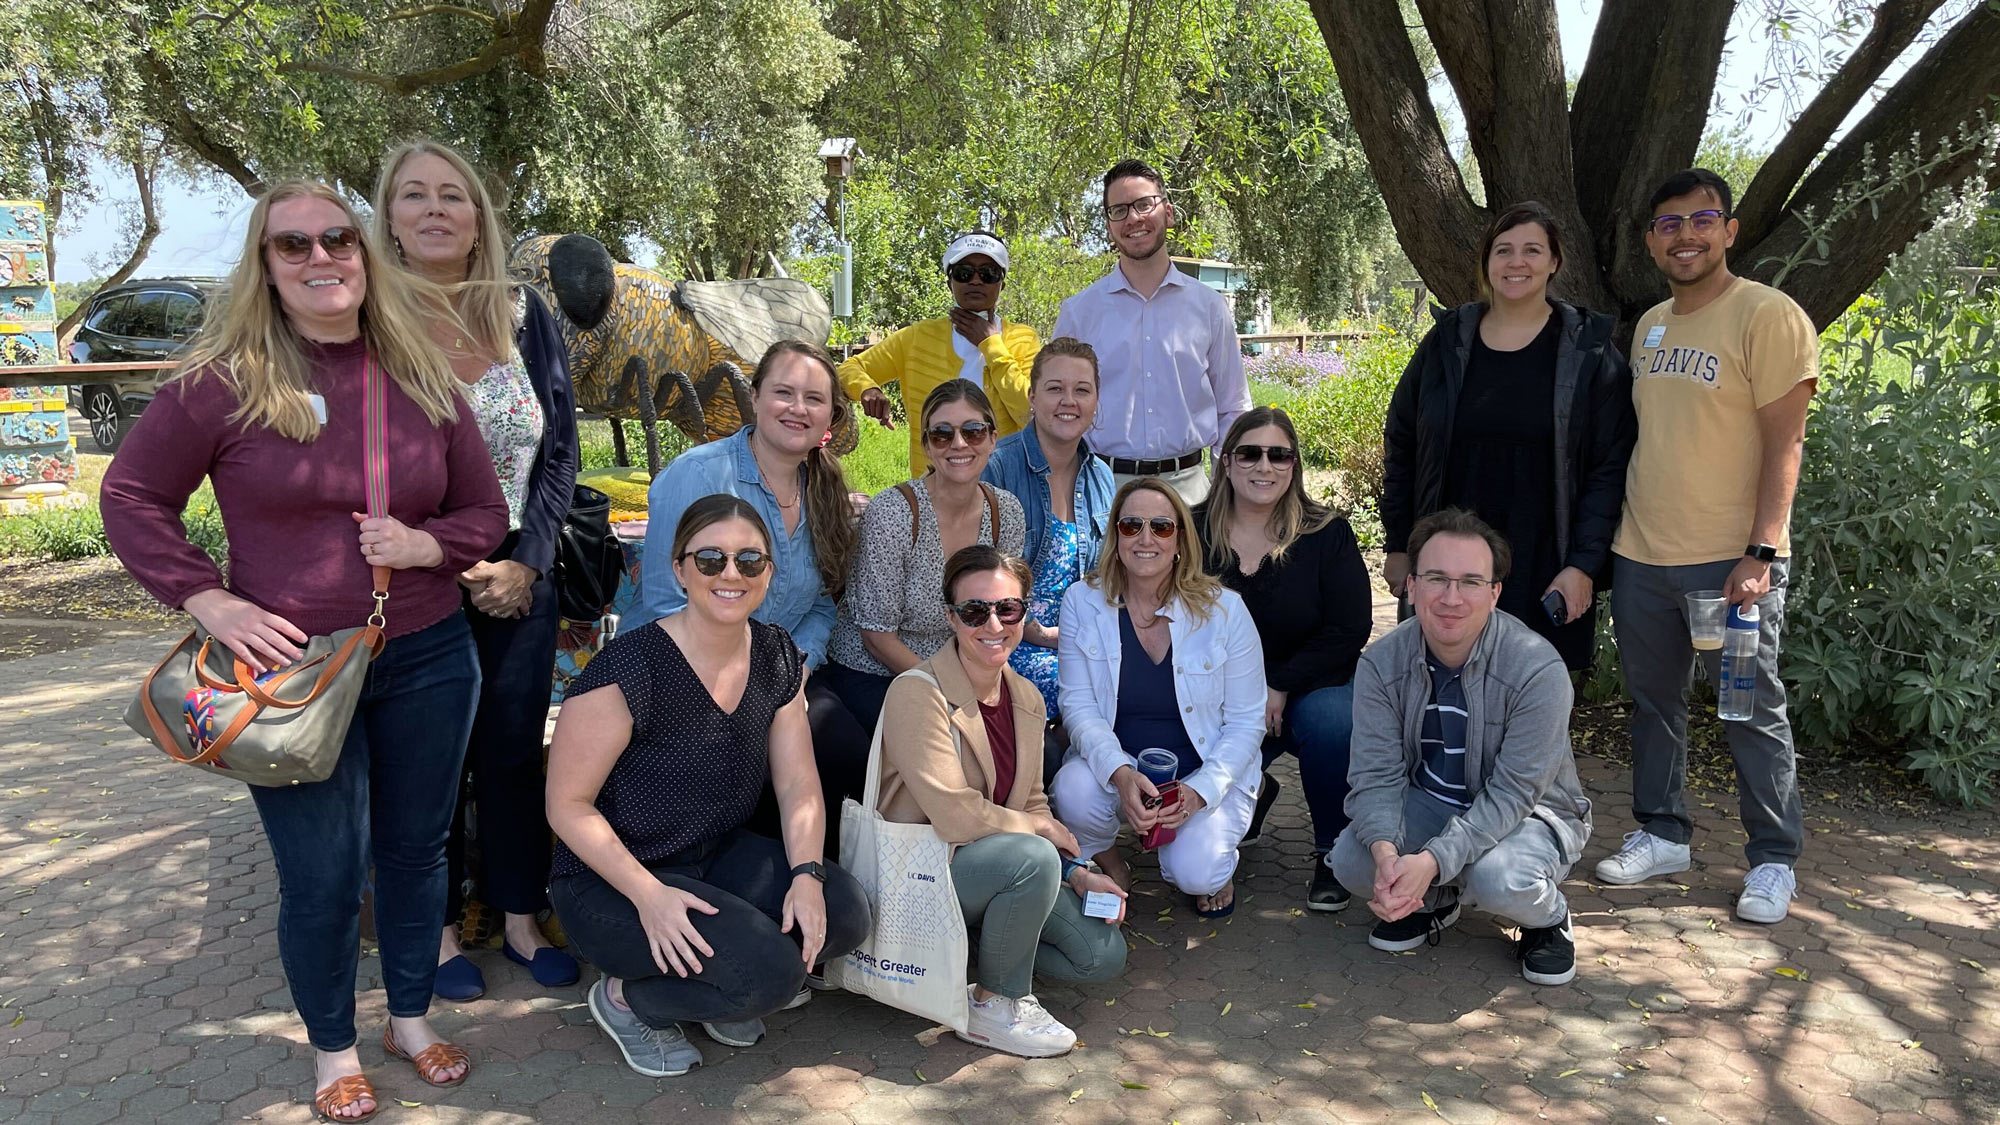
1051, 478, 1266, 918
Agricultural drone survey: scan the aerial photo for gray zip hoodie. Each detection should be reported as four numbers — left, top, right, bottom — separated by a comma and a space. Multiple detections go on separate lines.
1345, 609, 1593, 883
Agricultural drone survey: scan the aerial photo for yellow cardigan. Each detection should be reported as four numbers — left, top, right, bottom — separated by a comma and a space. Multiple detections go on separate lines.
838, 317, 1039, 473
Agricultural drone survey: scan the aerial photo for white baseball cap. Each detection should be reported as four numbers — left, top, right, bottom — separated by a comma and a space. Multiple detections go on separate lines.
942, 232, 1009, 272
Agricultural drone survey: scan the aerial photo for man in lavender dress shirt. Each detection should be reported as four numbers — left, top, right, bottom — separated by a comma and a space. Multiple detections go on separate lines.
1052, 158, 1251, 506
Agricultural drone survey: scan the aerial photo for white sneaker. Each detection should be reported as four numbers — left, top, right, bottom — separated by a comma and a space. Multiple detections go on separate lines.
1736, 863, 1796, 924
1594, 830, 1692, 885
955, 986, 1077, 1058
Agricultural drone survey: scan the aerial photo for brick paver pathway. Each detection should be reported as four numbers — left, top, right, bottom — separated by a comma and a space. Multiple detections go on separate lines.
2, 617, 1995, 1123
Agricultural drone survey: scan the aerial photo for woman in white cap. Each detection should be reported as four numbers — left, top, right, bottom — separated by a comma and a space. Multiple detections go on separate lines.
837, 230, 1041, 475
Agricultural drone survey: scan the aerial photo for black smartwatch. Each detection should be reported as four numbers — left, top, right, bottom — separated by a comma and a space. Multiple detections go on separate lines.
1745, 542, 1778, 563
790, 861, 827, 884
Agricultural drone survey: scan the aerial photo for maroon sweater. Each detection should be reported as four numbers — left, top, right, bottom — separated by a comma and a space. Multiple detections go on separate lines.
102, 338, 508, 640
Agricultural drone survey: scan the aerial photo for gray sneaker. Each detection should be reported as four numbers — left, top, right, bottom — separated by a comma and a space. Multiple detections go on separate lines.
700, 1017, 766, 1048
587, 977, 701, 1077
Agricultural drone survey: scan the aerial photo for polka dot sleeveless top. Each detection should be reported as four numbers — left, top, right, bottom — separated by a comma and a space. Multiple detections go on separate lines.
551, 619, 803, 879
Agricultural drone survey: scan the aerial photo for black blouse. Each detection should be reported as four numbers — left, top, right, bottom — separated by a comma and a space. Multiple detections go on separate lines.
1197, 509, 1373, 696
551, 619, 803, 879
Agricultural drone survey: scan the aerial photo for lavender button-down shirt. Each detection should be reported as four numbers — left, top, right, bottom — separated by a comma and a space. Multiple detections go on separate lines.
1052, 263, 1251, 462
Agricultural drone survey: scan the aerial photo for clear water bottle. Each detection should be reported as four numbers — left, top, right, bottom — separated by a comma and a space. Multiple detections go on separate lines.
1716, 604, 1759, 721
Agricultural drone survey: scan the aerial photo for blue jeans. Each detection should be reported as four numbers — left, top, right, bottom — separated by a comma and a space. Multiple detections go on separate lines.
1262, 683, 1355, 851
248, 613, 480, 1051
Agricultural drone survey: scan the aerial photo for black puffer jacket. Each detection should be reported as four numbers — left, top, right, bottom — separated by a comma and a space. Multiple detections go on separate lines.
1380, 299, 1636, 582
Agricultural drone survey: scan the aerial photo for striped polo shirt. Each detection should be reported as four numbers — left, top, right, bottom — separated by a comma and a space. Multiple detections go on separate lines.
1417, 652, 1471, 809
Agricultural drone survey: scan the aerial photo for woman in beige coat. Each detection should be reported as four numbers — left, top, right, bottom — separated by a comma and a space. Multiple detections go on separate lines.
876, 545, 1128, 1059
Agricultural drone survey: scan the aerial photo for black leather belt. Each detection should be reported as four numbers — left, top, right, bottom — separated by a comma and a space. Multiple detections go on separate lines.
1105, 450, 1203, 475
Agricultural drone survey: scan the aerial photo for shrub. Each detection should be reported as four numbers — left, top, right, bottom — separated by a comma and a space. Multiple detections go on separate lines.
1783, 280, 2000, 806
1244, 349, 1348, 393
1287, 329, 1412, 516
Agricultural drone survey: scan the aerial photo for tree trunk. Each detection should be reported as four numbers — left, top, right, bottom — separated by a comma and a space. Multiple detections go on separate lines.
1315, 0, 2000, 336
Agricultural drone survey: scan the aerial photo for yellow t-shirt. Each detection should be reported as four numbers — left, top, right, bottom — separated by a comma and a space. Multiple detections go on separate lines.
1613, 277, 1817, 566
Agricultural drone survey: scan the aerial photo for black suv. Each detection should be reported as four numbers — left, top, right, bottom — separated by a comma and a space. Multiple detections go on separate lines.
67, 278, 222, 452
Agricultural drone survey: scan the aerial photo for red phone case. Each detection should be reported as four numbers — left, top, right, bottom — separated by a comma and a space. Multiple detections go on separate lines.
1141, 781, 1182, 851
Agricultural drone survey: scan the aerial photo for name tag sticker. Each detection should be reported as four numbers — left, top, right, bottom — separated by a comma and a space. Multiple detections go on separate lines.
1642, 325, 1666, 349
1083, 891, 1122, 919
307, 394, 328, 424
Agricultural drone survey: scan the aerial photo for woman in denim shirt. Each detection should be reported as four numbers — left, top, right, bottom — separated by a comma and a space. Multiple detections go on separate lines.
640, 341, 869, 854
981, 338, 1117, 723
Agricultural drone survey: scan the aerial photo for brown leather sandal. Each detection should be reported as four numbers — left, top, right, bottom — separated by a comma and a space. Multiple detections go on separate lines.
313, 1073, 379, 1122
381, 1026, 472, 1088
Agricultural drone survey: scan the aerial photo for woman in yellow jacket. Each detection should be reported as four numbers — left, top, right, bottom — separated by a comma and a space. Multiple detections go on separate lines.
840, 231, 1039, 474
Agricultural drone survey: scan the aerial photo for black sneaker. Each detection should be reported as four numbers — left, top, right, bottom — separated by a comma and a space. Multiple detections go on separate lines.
1241, 774, 1281, 848
1367, 898, 1460, 952
1517, 910, 1576, 986
1307, 855, 1350, 912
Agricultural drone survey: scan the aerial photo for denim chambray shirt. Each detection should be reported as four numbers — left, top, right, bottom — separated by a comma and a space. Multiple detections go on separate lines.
638, 426, 836, 667
982, 423, 1116, 571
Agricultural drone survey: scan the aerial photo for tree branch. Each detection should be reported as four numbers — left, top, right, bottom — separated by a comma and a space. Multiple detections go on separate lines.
133, 47, 265, 196
1736, 0, 1948, 246
56, 158, 162, 339
274, 0, 557, 95
1307, 0, 1485, 306
1739, 1, 2000, 327
383, 5, 497, 24
1568, 2, 1734, 314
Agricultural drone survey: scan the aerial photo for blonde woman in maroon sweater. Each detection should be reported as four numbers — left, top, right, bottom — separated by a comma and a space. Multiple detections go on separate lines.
102, 182, 507, 1122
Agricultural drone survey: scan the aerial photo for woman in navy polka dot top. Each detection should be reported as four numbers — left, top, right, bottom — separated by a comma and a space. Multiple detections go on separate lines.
546, 494, 870, 1076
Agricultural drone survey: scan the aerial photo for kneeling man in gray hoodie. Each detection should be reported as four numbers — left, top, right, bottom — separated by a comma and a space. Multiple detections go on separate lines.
1329, 508, 1592, 985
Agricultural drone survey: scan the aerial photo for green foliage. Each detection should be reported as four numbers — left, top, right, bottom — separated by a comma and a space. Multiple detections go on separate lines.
1285, 330, 1412, 517
0, 484, 227, 566
1786, 280, 2000, 806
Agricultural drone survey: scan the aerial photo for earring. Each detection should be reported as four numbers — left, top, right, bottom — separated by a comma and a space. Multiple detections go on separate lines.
393, 235, 406, 263
469, 237, 480, 262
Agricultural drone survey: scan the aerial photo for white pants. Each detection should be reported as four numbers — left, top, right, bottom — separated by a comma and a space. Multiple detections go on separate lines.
1112, 463, 1211, 507
1050, 756, 1254, 896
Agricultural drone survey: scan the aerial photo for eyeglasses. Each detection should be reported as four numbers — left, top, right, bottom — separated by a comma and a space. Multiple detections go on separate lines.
265, 226, 362, 264
678, 547, 770, 578
1646, 210, 1727, 237
1229, 444, 1297, 466
1116, 516, 1179, 539
1105, 193, 1165, 222
1414, 572, 1493, 594
945, 597, 1027, 627
947, 263, 1005, 285
924, 421, 994, 449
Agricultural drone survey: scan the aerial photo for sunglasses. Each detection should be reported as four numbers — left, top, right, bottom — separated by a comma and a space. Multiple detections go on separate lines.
265, 226, 362, 264
1646, 209, 1727, 237
945, 597, 1027, 627
1116, 516, 1179, 539
1229, 444, 1297, 466
947, 263, 1005, 285
678, 547, 770, 578
924, 421, 994, 449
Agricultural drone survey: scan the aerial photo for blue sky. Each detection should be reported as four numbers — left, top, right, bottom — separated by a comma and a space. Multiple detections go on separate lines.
49, 1, 1917, 283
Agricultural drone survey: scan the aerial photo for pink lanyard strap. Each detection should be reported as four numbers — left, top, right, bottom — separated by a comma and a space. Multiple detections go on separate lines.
363, 357, 391, 628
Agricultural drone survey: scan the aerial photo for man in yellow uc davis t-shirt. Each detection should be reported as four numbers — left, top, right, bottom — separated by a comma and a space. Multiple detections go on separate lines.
1594, 169, 1817, 927
838, 231, 1038, 475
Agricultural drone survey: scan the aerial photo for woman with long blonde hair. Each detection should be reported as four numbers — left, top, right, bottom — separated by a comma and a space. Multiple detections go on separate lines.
373, 139, 583, 999
1049, 478, 1265, 919
102, 181, 508, 1120
1194, 406, 1373, 912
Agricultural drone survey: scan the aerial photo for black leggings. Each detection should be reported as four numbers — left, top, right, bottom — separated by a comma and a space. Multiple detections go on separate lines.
744, 677, 870, 861
551, 830, 870, 1026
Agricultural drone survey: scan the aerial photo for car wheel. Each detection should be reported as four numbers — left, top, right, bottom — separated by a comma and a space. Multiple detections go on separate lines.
82, 386, 128, 453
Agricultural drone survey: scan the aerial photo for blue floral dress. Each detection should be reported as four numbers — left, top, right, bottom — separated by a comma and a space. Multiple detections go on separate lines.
1011, 516, 1087, 716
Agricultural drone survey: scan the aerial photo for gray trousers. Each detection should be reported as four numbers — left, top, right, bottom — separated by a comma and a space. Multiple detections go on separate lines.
1610, 555, 1803, 866
1329, 788, 1571, 929
951, 833, 1128, 999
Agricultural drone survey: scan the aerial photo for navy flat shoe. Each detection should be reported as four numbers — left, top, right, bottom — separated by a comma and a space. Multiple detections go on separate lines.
433, 954, 486, 1001
504, 942, 581, 988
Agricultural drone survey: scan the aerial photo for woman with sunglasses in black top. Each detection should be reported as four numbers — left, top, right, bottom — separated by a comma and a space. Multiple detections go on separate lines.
824, 379, 1026, 734
547, 494, 870, 1079
1194, 407, 1374, 912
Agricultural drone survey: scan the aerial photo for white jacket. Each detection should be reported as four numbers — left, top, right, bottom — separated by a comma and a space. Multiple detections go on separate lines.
1056, 579, 1267, 811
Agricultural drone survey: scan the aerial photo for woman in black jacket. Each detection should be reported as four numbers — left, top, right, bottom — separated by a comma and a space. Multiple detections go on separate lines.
376, 140, 583, 996
1381, 201, 1636, 670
